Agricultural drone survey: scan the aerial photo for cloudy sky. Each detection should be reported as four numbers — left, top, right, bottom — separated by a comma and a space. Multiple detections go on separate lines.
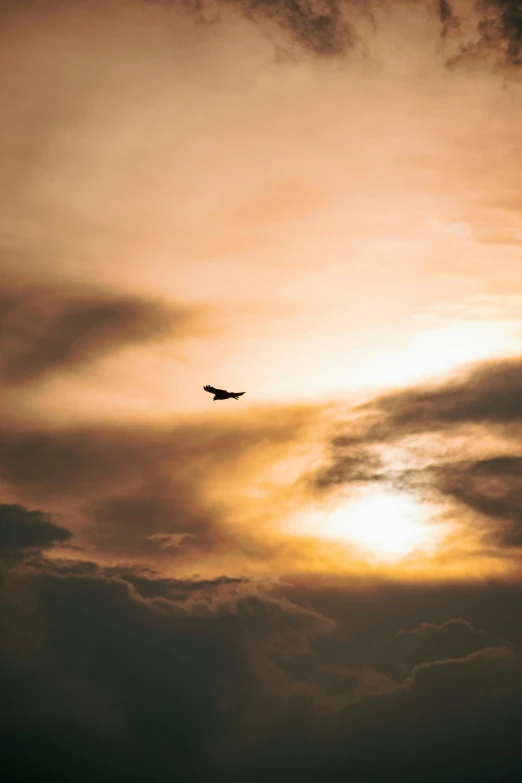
2, 1, 522, 779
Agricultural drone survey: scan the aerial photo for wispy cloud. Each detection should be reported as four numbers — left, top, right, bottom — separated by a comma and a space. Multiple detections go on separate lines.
0, 277, 206, 386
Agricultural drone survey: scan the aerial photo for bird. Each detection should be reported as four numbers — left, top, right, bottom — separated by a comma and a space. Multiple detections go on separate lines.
204, 385, 246, 401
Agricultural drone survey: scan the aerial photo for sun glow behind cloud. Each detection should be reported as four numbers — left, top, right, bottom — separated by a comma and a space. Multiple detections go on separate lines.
286, 488, 448, 564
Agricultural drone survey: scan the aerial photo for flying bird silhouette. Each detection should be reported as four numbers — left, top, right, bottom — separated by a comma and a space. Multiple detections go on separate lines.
204, 385, 246, 401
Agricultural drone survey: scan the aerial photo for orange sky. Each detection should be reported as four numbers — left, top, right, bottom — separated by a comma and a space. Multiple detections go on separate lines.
2, 0, 522, 582
4, 5, 522, 781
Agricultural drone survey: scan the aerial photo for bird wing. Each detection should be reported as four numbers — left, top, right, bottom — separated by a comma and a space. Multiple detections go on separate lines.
232, 392, 246, 396
204, 385, 225, 394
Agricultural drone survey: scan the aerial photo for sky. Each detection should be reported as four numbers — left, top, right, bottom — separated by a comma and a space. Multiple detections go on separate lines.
2, 0, 522, 779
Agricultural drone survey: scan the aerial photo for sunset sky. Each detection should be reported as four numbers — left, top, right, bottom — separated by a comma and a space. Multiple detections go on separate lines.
2, 1, 522, 780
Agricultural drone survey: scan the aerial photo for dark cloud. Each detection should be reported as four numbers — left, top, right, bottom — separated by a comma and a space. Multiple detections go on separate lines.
252, 645, 521, 782
2, 523, 522, 781
0, 422, 221, 559
312, 440, 384, 490
328, 643, 522, 782
108, 569, 248, 600
237, 0, 354, 56
482, 0, 522, 64
0, 410, 312, 497
0, 406, 314, 560
431, 455, 522, 547
372, 357, 522, 435
174, 0, 522, 63
197, 0, 522, 64
3, 0, 522, 69
317, 359, 522, 470
0, 552, 335, 780
439, 0, 459, 38
442, 0, 522, 69
163, 0, 359, 56
0, 503, 71, 557
303, 358, 522, 501
0, 568, 247, 779
1, 0, 357, 56
0, 279, 204, 386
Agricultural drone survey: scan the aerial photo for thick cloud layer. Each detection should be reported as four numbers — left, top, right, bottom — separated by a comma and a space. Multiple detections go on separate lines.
1, 527, 521, 781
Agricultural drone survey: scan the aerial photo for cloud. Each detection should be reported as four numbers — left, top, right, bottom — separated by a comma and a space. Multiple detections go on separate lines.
314, 358, 522, 487
430, 455, 522, 547
303, 358, 522, 557
4, 0, 522, 67
310, 356, 522, 555
2, 526, 522, 781
312, 442, 385, 490
11, 353, 512, 567
370, 357, 522, 436
0, 278, 204, 386
0, 503, 71, 558
0, 551, 337, 779
439, 0, 459, 38
374, 617, 493, 676
179, 0, 522, 65
226, 0, 522, 65
434, 0, 522, 69
475, 0, 522, 65
229, 579, 522, 781
326, 643, 522, 782
0, 405, 316, 563
0, 567, 244, 778
238, 0, 354, 56
85, 493, 220, 560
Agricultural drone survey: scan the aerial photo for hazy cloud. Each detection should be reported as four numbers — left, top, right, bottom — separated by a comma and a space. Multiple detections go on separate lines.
371, 357, 522, 435
312, 444, 385, 489
0, 279, 204, 386
0, 406, 316, 562
319, 358, 522, 466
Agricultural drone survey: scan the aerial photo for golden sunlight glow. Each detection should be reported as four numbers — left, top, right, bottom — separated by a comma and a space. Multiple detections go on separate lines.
351, 320, 522, 394
289, 489, 446, 563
